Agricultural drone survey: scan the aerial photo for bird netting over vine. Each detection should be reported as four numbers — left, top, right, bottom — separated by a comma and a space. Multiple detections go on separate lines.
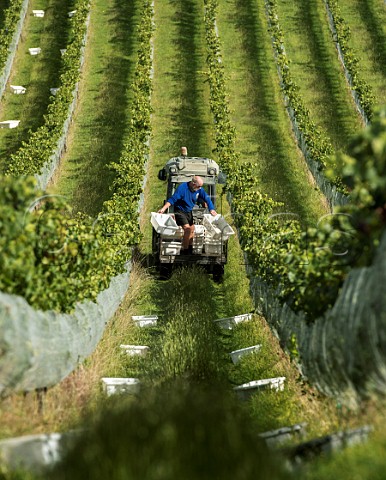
250, 230, 386, 406
0, 265, 131, 397
0, 0, 29, 99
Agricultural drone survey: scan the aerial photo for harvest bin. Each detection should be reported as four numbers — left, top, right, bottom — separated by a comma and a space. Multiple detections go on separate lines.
151, 212, 179, 236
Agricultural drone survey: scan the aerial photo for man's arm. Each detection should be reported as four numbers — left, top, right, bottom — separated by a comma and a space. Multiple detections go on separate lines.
158, 201, 171, 214
158, 184, 184, 213
199, 190, 217, 216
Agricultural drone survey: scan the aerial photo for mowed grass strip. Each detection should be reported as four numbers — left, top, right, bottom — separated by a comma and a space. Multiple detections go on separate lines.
142, 0, 341, 441
217, 0, 328, 226
0, 0, 71, 171
275, 0, 363, 150
48, 0, 140, 216
337, 0, 386, 108
142, 0, 215, 248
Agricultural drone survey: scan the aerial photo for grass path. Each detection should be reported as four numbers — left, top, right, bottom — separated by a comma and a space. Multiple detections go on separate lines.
337, 0, 386, 108
48, 0, 140, 215
137, 0, 340, 440
275, 0, 363, 151
141, 0, 216, 247
217, 0, 328, 226
0, 0, 71, 171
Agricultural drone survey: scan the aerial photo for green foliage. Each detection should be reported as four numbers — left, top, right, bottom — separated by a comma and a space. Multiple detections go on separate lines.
0, 0, 153, 312
5, 0, 90, 176
0, 0, 24, 73
302, 432, 386, 480
326, 106, 386, 265
49, 382, 290, 480
203, 0, 385, 320
326, 0, 375, 121
264, 0, 339, 182
0, 175, 118, 311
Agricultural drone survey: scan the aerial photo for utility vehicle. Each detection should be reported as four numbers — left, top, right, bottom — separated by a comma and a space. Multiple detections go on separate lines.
151, 154, 234, 281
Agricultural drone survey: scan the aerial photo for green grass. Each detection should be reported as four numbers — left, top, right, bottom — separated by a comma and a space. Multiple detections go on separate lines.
275, 0, 363, 150
141, 0, 216, 249
48, 0, 140, 216
0, 0, 72, 171
337, 0, 386, 108
217, 0, 329, 227
48, 381, 291, 480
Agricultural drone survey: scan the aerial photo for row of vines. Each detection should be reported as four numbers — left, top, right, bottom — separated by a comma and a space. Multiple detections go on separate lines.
0, 0, 26, 82
1, 0, 385, 322
204, 0, 386, 321
0, 0, 153, 312
324, 0, 374, 123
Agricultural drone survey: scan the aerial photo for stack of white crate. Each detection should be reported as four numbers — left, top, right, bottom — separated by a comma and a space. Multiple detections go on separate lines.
151, 212, 234, 258
151, 213, 183, 260
202, 214, 234, 256
192, 224, 205, 254
160, 224, 183, 259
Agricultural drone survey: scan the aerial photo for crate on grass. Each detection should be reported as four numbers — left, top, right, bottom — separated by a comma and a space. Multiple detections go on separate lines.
29, 48, 41, 55
0, 120, 20, 129
132, 315, 158, 327
10, 85, 26, 94
101, 378, 140, 396
120, 345, 149, 357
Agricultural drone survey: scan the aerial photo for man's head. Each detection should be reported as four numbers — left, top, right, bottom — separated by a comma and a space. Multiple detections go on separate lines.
181, 146, 188, 156
190, 176, 204, 190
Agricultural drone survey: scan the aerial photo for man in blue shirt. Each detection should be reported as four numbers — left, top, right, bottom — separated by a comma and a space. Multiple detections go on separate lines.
158, 176, 217, 254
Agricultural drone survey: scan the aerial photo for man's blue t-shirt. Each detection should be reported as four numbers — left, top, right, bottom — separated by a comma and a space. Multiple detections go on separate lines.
167, 182, 215, 213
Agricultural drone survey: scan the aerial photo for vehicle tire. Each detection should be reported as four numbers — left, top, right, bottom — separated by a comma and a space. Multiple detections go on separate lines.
212, 265, 224, 283
152, 229, 160, 266
159, 264, 172, 280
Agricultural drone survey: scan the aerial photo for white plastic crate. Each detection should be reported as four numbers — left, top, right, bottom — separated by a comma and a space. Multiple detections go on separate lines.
203, 214, 234, 240
194, 224, 205, 236
50, 88, 59, 96
213, 313, 253, 330
151, 212, 179, 235
160, 227, 184, 240
192, 236, 204, 254
132, 315, 158, 327
32, 10, 45, 17
230, 345, 262, 364
193, 236, 204, 245
68, 10, 76, 17
234, 377, 286, 396
60, 49, 66, 56
10, 85, 26, 94
120, 345, 149, 356
204, 240, 222, 256
0, 120, 20, 129
161, 241, 182, 256
101, 377, 140, 396
203, 215, 222, 239
29, 47, 41, 55
214, 215, 235, 238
